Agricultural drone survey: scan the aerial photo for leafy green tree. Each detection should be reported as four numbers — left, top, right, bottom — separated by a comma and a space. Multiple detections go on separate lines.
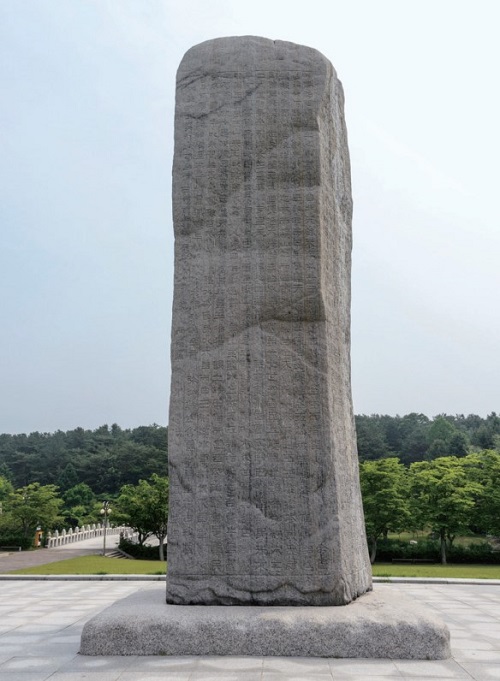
116, 482, 153, 546
0, 512, 25, 546
355, 416, 389, 461
462, 450, 500, 536
7, 483, 63, 541
111, 442, 165, 487
398, 413, 431, 464
426, 416, 460, 459
427, 439, 448, 459
65, 427, 87, 450
473, 424, 496, 449
410, 457, 482, 564
359, 458, 410, 563
62, 483, 96, 527
111, 423, 123, 438
144, 474, 169, 561
63, 483, 95, 508
5, 444, 38, 487
428, 416, 456, 442
0, 475, 14, 534
117, 475, 169, 560
0, 475, 13, 503
486, 412, 500, 439
130, 425, 168, 453
0, 462, 12, 481
448, 432, 469, 457
58, 463, 79, 491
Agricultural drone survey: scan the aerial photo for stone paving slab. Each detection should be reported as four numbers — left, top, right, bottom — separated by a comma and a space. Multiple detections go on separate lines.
2, 571, 500, 585
0, 582, 499, 679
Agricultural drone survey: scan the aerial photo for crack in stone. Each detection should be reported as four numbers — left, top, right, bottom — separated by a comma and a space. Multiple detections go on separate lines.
168, 459, 193, 493
176, 71, 205, 90
182, 83, 262, 120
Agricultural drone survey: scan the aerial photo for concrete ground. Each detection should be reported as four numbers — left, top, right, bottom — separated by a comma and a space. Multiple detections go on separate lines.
0, 580, 499, 680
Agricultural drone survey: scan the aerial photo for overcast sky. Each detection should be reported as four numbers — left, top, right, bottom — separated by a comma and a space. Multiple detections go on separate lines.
1, 0, 499, 433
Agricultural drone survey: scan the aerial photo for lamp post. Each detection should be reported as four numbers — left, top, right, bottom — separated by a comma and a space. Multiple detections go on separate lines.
100, 501, 112, 556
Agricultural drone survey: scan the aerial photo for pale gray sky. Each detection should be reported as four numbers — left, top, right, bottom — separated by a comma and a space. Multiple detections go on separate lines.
1, 0, 499, 433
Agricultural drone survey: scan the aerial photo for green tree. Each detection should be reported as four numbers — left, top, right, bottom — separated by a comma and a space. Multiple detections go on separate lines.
7, 483, 63, 541
448, 431, 469, 457
63, 483, 95, 508
426, 416, 459, 459
62, 483, 96, 528
355, 416, 389, 461
116, 482, 153, 546
359, 458, 410, 563
0, 475, 14, 528
410, 457, 482, 564
0, 475, 13, 503
57, 463, 79, 491
117, 475, 169, 560
427, 439, 449, 459
144, 474, 169, 561
398, 413, 431, 464
473, 424, 496, 450
462, 450, 500, 536
130, 424, 168, 452
0, 462, 12, 481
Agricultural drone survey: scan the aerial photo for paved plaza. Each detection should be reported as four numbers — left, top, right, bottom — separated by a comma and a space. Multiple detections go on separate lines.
0, 580, 499, 680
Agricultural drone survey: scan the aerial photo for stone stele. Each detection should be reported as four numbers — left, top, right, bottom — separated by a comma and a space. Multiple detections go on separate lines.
80, 36, 450, 659
167, 35, 371, 608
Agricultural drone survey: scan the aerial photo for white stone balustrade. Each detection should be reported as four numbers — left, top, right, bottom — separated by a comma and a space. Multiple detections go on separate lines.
45, 525, 132, 548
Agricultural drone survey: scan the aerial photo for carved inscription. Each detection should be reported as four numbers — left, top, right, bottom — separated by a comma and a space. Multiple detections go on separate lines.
166, 37, 372, 606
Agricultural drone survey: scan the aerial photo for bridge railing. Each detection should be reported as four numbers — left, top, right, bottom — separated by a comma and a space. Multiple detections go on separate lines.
45, 525, 133, 548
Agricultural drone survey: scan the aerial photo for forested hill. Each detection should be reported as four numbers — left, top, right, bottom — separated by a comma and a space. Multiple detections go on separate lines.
0, 414, 499, 496
0, 424, 167, 496
355, 412, 500, 464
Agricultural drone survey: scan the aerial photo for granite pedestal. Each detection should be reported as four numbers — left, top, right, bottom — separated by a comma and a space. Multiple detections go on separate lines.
80, 586, 450, 659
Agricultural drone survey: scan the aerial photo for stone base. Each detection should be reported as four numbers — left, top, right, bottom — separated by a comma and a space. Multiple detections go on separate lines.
80, 586, 450, 659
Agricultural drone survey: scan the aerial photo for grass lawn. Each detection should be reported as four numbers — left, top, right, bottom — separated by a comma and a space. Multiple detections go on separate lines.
373, 563, 500, 579
8, 557, 500, 579
8, 556, 166, 575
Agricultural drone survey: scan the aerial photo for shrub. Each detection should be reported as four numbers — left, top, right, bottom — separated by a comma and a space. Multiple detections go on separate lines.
0, 533, 32, 550
448, 542, 500, 564
119, 537, 166, 561
375, 538, 439, 561
374, 538, 500, 564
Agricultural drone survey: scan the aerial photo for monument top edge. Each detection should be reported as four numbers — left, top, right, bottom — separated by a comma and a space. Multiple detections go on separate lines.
177, 36, 336, 80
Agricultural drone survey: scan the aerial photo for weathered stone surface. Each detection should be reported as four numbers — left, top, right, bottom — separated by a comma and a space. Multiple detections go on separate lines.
167, 36, 371, 606
80, 586, 450, 658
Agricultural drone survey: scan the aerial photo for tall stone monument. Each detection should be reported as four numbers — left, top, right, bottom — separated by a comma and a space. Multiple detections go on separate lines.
166, 36, 371, 606
80, 37, 450, 659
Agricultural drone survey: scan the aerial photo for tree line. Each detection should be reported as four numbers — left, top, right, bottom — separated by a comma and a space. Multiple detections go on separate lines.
0, 424, 167, 495
355, 412, 500, 463
1, 414, 499, 496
